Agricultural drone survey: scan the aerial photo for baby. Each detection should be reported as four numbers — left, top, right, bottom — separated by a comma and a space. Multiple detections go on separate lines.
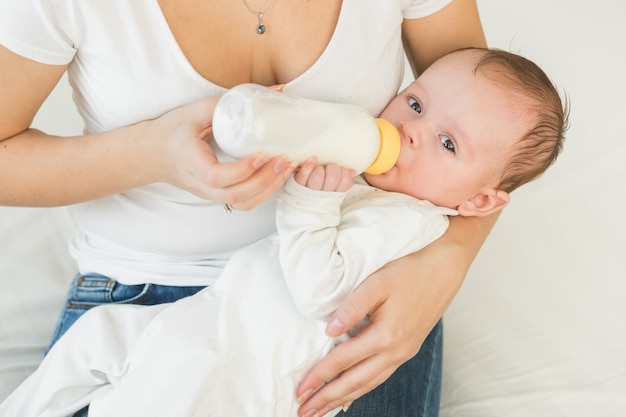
0, 47, 567, 417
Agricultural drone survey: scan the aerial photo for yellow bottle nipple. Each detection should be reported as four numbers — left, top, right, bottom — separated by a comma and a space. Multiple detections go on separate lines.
365, 118, 401, 175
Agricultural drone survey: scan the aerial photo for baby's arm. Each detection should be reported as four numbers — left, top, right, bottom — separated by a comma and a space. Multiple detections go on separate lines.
277, 159, 451, 321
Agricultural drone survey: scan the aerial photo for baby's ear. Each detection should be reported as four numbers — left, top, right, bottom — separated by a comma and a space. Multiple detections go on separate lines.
456, 188, 509, 217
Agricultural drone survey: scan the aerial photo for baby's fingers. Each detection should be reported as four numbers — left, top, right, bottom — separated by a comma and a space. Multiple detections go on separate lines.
319, 164, 355, 192
294, 159, 355, 192
335, 167, 355, 192
294, 157, 319, 187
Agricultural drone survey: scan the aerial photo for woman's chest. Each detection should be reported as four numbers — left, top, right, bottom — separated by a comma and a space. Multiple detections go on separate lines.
69, 0, 408, 130
157, 0, 342, 87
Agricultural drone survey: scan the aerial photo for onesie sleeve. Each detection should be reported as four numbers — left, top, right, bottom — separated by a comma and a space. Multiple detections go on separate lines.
402, 0, 453, 19
0, 0, 78, 64
276, 177, 453, 321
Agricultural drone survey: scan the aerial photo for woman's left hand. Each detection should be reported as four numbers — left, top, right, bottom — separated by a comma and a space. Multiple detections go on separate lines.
295, 247, 460, 416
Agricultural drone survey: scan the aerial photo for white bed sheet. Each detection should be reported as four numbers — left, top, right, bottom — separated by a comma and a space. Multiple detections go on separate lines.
1, 0, 625, 415
0, 207, 75, 399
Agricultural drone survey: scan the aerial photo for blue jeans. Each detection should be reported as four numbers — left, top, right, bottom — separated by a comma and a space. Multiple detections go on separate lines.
51, 274, 442, 417
341, 320, 442, 417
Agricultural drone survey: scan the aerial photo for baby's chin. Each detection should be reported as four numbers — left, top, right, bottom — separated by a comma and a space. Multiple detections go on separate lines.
364, 170, 431, 202
363, 170, 392, 191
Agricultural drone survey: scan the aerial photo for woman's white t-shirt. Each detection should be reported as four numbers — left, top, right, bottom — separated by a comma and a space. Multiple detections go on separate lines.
0, 0, 451, 285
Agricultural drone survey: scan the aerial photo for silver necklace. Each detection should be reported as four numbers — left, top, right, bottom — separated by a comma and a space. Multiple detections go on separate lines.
242, 0, 277, 35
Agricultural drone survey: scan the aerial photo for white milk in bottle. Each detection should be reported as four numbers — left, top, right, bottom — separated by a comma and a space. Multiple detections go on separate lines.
212, 84, 400, 175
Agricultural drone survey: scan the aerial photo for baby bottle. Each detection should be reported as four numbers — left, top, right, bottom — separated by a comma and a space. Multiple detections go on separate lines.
212, 84, 400, 175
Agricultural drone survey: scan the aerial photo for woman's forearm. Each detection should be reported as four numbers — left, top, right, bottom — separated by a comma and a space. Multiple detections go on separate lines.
0, 124, 157, 207
444, 211, 499, 268
0, 46, 169, 207
407, 212, 500, 320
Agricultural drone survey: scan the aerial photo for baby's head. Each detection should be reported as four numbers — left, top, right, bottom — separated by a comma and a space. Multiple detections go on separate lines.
365, 47, 568, 216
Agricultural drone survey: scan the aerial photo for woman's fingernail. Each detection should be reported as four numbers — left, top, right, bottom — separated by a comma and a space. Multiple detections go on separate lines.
297, 388, 314, 404
274, 160, 286, 174
327, 316, 343, 335
342, 401, 354, 412
252, 154, 267, 169
283, 164, 296, 178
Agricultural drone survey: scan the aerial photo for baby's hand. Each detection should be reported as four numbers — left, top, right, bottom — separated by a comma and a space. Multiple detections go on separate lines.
295, 158, 355, 192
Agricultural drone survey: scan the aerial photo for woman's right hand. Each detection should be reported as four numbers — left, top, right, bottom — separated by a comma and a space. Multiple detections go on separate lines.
0, 43, 293, 208
141, 97, 295, 210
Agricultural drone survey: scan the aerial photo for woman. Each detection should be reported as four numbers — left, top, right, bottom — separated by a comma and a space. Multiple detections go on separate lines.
0, 0, 490, 415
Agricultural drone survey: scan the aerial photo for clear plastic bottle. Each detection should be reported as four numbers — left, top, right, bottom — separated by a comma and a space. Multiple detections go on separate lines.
212, 84, 400, 175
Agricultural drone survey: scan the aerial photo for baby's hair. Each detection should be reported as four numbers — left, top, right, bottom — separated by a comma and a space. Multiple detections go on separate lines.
466, 47, 570, 193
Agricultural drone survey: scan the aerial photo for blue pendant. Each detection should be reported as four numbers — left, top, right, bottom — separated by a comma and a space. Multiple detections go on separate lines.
256, 13, 266, 35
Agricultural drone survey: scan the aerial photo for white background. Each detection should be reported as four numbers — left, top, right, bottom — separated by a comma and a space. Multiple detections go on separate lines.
440, 0, 626, 415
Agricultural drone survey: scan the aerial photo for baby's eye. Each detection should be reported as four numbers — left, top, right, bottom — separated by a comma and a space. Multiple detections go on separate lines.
440, 135, 455, 153
408, 97, 422, 114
